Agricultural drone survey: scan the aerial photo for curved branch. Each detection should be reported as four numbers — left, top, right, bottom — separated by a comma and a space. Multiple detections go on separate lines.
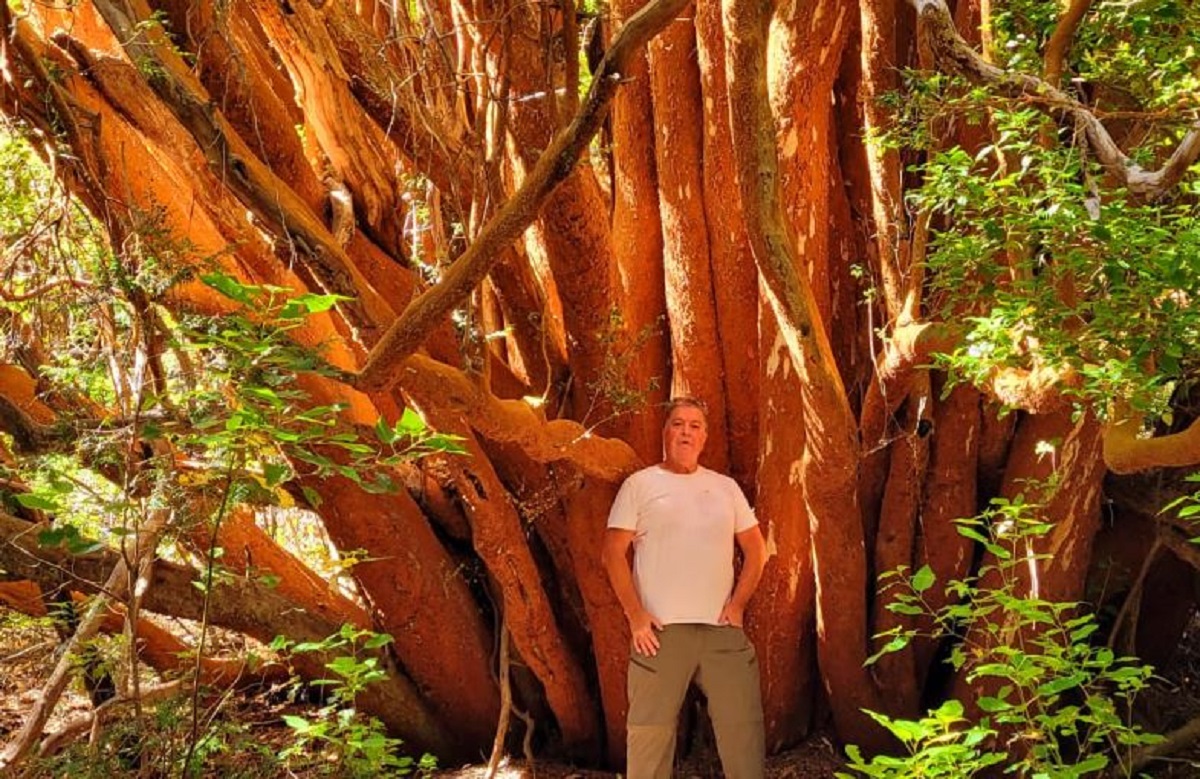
398, 354, 641, 481
911, 0, 1200, 199
1104, 414, 1200, 474
1043, 0, 1095, 87
860, 321, 959, 451
353, 0, 690, 393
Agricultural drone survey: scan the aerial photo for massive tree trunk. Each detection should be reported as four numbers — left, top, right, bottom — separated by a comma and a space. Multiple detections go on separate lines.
2, 0, 1196, 770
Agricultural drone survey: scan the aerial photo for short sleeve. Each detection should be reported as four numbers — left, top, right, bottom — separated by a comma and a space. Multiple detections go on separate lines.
730, 479, 757, 533
607, 474, 640, 531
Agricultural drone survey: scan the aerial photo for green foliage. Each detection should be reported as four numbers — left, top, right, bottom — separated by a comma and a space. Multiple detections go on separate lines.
881, 0, 1200, 421
841, 700, 1007, 778
1162, 472, 1200, 522
901, 99, 1200, 416
846, 496, 1161, 778
992, 0, 1200, 111
590, 307, 664, 422
271, 625, 435, 777
0, 127, 456, 776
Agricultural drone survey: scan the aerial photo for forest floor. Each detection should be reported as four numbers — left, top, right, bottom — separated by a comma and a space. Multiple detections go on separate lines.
2, 610, 1200, 778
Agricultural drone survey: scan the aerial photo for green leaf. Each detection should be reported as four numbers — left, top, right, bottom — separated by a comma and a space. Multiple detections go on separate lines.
263, 462, 290, 487
397, 407, 427, 436
977, 696, 1012, 713
16, 493, 60, 511
200, 272, 258, 304
865, 635, 910, 666
281, 714, 311, 731
363, 632, 394, 650
1037, 672, 1085, 697
279, 292, 350, 320
300, 486, 323, 508
375, 416, 397, 445
911, 564, 936, 593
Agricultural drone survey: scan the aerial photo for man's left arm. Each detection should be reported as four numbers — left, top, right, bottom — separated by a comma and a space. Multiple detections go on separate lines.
718, 525, 768, 627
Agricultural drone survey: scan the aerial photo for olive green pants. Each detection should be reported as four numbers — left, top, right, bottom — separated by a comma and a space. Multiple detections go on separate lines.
626, 624, 765, 779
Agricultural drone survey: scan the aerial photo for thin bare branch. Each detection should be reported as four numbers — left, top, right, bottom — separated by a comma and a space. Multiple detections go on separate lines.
0, 510, 170, 771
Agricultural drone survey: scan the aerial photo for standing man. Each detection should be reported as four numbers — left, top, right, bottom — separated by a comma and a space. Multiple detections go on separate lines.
602, 397, 768, 779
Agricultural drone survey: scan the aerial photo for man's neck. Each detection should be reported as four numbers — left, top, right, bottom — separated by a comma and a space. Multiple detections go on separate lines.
661, 460, 700, 475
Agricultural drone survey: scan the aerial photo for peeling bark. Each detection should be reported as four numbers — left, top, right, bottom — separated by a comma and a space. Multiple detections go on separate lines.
355, 0, 692, 392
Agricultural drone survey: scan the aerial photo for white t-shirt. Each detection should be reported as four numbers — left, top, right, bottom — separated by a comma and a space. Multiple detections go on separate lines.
607, 464, 758, 625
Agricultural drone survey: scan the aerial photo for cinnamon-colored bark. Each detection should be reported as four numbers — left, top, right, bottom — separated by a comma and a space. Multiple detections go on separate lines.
648, 8, 730, 469
411, 403, 599, 756
694, 0, 760, 490
610, 0, 671, 463
7, 0, 1192, 768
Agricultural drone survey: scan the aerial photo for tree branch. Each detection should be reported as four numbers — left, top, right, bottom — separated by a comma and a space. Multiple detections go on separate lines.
353, 0, 690, 393
1104, 413, 1200, 474
1043, 0, 1095, 87
86, 0, 378, 331
0, 511, 451, 755
0, 509, 171, 770
398, 354, 640, 481
910, 0, 1200, 199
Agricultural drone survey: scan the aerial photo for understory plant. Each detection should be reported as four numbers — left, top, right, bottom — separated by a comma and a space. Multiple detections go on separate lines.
271, 625, 437, 778
843, 496, 1162, 778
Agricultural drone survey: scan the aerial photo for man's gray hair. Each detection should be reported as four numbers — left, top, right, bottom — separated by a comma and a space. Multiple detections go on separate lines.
664, 396, 708, 421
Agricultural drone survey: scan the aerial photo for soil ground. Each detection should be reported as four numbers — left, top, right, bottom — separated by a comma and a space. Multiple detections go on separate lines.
3, 609, 1200, 777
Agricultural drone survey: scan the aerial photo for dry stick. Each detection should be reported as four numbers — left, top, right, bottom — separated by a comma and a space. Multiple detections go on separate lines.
36, 680, 185, 758
513, 703, 535, 763
354, 0, 691, 393
485, 620, 513, 779
0, 640, 55, 665
0, 512, 170, 771
910, 0, 1200, 199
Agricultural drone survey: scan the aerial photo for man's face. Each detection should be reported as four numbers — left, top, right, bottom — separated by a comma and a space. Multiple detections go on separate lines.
663, 405, 707, 471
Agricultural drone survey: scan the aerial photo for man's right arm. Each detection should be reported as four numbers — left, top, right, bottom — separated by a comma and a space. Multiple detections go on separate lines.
601, 529, 662, 656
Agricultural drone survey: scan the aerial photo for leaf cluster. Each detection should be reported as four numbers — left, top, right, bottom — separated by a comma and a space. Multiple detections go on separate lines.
848, 496, 1162, 777
885, 13, 1200, 418
270, 625, 435, 777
